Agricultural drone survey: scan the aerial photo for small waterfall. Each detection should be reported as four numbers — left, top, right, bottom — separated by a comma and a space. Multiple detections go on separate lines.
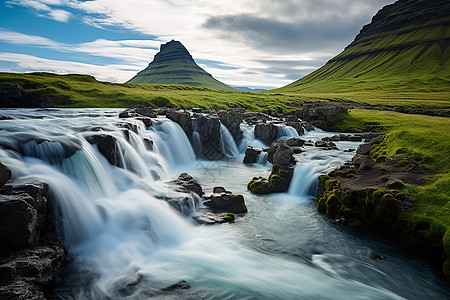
287, 162, 321, 197
220, 124, 239, 157
239, 124, 267, 152
21, 140, 66, 164
277, 125, 299, 141
256, 151, 269, 165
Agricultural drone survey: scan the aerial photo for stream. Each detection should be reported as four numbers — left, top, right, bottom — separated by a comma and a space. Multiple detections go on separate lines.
0, 108, 448, 299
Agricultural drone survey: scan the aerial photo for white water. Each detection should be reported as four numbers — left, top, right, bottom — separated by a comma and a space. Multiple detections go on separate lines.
220, 123, 240, 157
0, 109, 448, 299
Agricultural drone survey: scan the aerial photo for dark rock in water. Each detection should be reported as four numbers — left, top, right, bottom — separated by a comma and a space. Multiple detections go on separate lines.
119, 106, 157, 118
243, 146, 263, 164
314, 141, 338, 150
322, 134, 362, 142
254, 123, 278, 144
285, 121, 304, 135
243, 111, 271, 125
286, 138, 305, 147
170, 173, 203, 197
192, 114, 224, 160
143, 138, 154, 151
0, 193, 38, 252
193, 211, 235, 224
86, 134, 121, 167
247, 177, 273, 194
356, 143, 372, 155
0, 116, 13, 120
0, 181, 66, 299
301, 121, 315, 131
204, 187, 247, 214
267, 141, 295, 169
137, 117, 152, 128
352, 154, 376, 170
0, 162, 11, 187
218, 108, 244, 142
167, 110, 192, 134
344, 148, 355, 153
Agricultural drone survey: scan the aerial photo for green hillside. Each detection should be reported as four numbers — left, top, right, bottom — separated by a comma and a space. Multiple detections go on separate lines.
275, 0, 450, 108
127, 40, 236, 92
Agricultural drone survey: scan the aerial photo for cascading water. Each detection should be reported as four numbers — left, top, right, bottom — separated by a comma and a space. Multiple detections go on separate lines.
0, 109, 448, 299
219, 123, 239, 157
276, 125, 299, 141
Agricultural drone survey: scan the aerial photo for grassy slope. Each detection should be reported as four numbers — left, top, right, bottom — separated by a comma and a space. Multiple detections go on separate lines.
0, 72, 302, 112
274, 0, 450, 108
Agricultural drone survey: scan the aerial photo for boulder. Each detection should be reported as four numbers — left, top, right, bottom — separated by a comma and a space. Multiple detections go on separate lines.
170, 173, 203, 197
243, 112, 271, 125
86, 134, 121, 167
299, 102, 348, 130
286, 138, 305, 147
204, 187, 247, 214
267, 141, 295, 169
0, 162, 11, 187
193, 211, 235, 225
254, 123, 278, 144
218, 108, 244, 142
192, 115, 224, 160
356, 143, 372, 155
119, 105, 157, 118
352, 154, 376, 170
167, 110, 192, 134
247, 177, 273, 194
243, 147, 263, 164
301, 121, 315, 131
322, 134, 362, 142
314, 141, 338, 150
285, 122, 304, 135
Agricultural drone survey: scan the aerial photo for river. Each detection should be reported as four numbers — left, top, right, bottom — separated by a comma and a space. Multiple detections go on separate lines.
0, 108, 448, 299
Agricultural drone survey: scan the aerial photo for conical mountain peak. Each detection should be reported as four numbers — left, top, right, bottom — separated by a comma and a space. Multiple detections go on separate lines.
127, 40, 236, 91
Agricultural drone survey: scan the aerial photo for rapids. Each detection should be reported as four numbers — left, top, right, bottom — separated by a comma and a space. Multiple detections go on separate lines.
0, 108, 448, 299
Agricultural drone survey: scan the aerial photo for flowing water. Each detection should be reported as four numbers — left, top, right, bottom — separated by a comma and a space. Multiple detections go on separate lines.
0, 108, 448, 299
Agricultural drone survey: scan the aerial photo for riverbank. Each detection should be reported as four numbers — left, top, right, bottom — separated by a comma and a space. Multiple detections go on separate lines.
319, 109, 450, 282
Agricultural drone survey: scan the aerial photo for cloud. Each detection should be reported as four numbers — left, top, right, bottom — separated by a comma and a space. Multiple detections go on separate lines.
6, 0, 71, 22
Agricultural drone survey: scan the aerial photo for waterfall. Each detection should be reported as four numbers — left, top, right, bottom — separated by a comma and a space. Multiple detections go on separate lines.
277, 125, 299, 141
239, 124, 267, 152
219, 124, 239, 157
256, 151, 269, 166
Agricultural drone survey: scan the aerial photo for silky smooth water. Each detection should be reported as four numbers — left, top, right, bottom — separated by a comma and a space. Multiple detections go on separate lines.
0, 108, 448, 300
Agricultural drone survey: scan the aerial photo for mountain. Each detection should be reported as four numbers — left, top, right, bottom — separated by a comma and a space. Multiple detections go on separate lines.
232, 86, 267, 92
275, 0, 450, 102
127, 40, 236, 91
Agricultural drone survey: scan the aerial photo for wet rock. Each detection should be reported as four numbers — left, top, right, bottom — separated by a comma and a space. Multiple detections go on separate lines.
267, 141, 295, 169
137, 117, 152, 128
254, 123, 278, 145
247, 177, 273, 194
0, 116, 13, 120
286, 137, 306, 147
167, 110, 192, 134
193, 211, 235, 225
218, 108, 244, 142
243, 146, 263, 164
143, 138, 154, 151
119, 105, 157, 118
243, 112, 271, 125
299, 102, 348, 130
356, 143, 372, 155
204, 187, 247, 214
192, 115, 223, 160
322, 134, 362, 142
0, 162, 11, 187
86, 134, 121, 167
170, 173, 203, 197
301, 121, 315, 131
314, 141, 338, 150
161, 280, 191, 291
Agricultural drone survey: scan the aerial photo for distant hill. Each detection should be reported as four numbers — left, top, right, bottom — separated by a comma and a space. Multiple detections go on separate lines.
127, 40, 236, 91
275, 0, 450, 106
232, 86, 267, 93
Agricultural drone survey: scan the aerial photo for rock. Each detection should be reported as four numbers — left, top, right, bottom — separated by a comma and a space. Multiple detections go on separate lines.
301, 121, 315, 131
314, 141, 338, 150
167, 110, 192, 134
193, 211, 235, 224
352, 154, 376, 170
285, 121, 304, 135
0, 162, 11, 187
86, 134, 121, 167
247, 177, 273, 194
356, 143, 372, 155
322, 134, 362, 142
170, 173, 203, 196
192, 114, 224, 160
286, 138, 305, 147
386, 178, 405, 190
204, 188, 247, 214
161, 280, 191, 291
218, 108, 244, 142
137, 117, 152, 127
6, 84, 23, 99
0, 194, 38, 252
0, 116, 13, 120
243, 112, 271, 125
119, 106, 157, 118
254, 123, 278, 144
243, 147, 263, 164
267, 141, 295, 169
299, 102, 348, 130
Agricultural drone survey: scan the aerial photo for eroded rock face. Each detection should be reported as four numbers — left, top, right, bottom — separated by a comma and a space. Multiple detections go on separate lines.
167, 110, 192, 134
192, 115, 224, 160
243, 147, 263, 164
0, 181, 66, 300
267, 141, 295, 169
300, 102, 348, 130
86, 134, 121, 167
254, 123, 278, 145
119, 105, 157, 119
0, 162, 11, 187
218, 108, 244, 142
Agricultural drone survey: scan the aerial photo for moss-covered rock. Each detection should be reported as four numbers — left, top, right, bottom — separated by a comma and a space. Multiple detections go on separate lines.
247, 177, 273, 194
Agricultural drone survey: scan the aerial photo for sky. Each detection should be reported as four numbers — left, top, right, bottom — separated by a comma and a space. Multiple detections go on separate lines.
0, 0, 395, 89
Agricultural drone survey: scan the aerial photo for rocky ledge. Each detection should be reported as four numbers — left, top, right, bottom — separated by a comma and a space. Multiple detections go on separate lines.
315, 136, 450, 282
0, 162, 66, 299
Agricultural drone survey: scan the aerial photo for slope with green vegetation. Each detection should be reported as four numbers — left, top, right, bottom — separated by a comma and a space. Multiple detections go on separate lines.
127, 40, 236, 91
275, 0, 450, 108
0, 72, 300, 112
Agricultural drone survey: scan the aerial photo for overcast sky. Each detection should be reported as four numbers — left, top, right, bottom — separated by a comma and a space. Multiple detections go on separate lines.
0, 0, 394, 89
